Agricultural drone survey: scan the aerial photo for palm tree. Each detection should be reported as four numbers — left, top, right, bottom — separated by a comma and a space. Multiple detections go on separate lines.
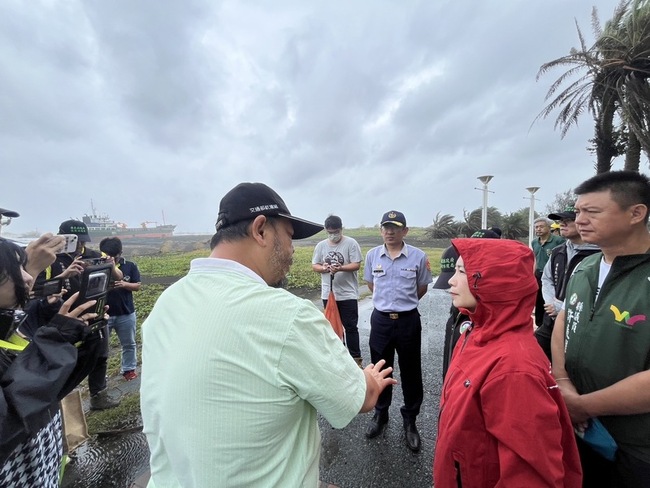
598, 0, 650, 170
426, 212, 459, 239
536, 0, 650, 173
501, 210, 530, 240
459, 207, 502, 237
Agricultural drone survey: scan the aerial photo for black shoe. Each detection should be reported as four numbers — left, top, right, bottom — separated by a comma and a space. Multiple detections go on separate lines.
365, 412, 388, 439
404, 421, 421, 452
90, 389, 120, 411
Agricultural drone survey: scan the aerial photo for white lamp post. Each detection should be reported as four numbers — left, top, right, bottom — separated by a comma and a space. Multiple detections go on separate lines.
476, 175, 494, 229
526, 187, 540, 246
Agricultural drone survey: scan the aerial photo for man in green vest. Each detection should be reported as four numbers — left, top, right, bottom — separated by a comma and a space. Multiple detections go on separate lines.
531, 217, 564, 327
552, 171, 650, 487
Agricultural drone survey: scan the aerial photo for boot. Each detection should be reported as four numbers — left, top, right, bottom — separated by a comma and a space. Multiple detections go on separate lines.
353, 357, 363, 369
90, 389, 120, 411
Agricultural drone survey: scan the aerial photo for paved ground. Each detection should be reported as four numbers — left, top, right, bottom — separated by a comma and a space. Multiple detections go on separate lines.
317, 285, 448, 488
65, 283, 451, 488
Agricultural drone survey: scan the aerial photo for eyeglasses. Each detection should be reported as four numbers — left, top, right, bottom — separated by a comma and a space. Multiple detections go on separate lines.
0, 309, 27, 341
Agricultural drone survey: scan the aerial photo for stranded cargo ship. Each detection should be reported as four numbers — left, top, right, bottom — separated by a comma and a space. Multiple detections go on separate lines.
81, 204, 175, 240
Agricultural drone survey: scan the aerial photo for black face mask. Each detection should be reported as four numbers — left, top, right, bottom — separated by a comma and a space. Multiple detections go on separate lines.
0, 308, 27, 340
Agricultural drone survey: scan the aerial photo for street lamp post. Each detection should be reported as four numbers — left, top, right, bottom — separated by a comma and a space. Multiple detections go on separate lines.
476, 175, 494, 229
526, 187, 540, 247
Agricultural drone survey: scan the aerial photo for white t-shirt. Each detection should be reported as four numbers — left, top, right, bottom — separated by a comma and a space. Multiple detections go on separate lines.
141, 258, 366, 488
311, 236, 363, 300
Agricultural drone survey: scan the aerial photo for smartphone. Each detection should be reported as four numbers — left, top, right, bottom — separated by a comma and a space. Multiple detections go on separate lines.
59, 234, 79, 254
32, 278, 64, 297
71, 263, 113, 326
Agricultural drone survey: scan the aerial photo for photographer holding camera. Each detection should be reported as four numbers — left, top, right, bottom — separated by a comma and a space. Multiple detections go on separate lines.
35, 220, 123, 410
99, 237, 141, 381
0, 234, 104, 486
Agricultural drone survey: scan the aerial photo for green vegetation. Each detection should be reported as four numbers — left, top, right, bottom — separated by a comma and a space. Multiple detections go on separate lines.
134, 250, 207, 276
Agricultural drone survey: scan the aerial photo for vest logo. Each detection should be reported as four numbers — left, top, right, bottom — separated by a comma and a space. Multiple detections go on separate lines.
609, 305, 646, 326
569, 293, 578, 306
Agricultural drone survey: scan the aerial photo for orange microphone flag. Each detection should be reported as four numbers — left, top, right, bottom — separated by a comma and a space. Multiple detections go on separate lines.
324, 275, 345, 341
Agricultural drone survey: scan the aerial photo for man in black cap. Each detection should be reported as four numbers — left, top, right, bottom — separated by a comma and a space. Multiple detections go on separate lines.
535, 205, 599, 360
140, 182, 395, 487
433, 229, 501, 379
363, 210, 433, 452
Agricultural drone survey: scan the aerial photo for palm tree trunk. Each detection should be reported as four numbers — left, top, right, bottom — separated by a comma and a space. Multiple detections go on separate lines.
594, 94, 617, 173
624, 130, 641, 172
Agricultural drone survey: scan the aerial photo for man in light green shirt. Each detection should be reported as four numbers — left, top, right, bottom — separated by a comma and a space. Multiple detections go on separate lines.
141, 183, 395, 488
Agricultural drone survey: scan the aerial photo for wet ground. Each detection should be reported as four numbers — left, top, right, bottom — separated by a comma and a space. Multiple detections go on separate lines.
62, 282, 450, 488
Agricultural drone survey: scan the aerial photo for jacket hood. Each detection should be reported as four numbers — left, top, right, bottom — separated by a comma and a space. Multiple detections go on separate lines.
451, 238, 538, 342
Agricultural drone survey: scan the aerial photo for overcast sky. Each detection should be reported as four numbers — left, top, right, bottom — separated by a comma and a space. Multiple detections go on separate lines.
1, 0, 637, 236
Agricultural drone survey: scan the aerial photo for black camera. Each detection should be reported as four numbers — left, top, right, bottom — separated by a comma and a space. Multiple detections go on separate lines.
31, 278, 64, 297
71, 263, 113, 328
81, 257, 107, 266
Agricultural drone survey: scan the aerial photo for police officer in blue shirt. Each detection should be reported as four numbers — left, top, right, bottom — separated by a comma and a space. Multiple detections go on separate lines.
363, 210, 432, 452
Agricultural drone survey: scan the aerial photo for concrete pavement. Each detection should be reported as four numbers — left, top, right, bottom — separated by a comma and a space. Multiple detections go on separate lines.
317, 284, 449, 488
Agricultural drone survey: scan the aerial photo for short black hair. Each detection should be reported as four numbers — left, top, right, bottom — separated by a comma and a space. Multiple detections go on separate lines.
210, 217, 286, 249
324, 215, 342, 230
575, 171, 650, 222
0, 238, 28, 308
99, 237, 123, 257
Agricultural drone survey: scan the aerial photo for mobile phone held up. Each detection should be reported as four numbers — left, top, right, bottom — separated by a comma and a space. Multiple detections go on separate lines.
71, 263, 113, 329
59, 234, 79, 254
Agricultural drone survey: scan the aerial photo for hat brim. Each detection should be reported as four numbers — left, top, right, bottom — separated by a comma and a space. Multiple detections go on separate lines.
78, 234, 91, 243
432, 270, 455, 290
548, 212, 576, 220
279, 213, 323, 240
380, 220, 405, 227
0, 208, 19, 218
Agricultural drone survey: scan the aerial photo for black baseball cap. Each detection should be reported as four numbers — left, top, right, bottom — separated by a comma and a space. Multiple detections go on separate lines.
470, 229, 500, 239
0, 208, 19, 218
433, 229, 501, 289
58, 219, 91, 242
380, 210, 406, 227
215, 182, 323, 240
548, 205, 576, 221
432, 246, 458, 289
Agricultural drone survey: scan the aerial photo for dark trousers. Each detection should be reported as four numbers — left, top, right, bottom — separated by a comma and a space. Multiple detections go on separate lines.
87, 324, 109, 396
534, 314, 554, 362
577, 436, 650, 488
534, 270, 545, 327
322, 299, 361, 358
369, 309, 423, 422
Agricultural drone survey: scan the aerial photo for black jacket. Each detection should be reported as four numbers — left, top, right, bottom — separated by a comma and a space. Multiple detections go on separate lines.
0, 315, 101, 462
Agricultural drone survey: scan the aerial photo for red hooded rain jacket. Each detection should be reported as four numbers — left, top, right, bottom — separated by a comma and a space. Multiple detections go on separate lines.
433, 238, 582, 488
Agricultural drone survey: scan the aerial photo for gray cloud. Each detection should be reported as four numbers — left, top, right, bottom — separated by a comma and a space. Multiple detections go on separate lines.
0, 0, 635, 238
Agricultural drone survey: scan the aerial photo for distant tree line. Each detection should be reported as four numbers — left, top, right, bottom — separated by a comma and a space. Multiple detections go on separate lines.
426, 189, 579, 240
426, 207, 530, 240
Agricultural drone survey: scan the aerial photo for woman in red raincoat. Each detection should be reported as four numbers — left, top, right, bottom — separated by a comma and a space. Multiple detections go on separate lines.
433, 238, 582, 487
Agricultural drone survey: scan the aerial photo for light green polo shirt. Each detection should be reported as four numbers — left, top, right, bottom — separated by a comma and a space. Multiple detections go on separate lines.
141, 258, 366, 488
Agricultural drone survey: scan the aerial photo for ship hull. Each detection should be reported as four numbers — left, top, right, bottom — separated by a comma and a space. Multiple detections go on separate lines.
87, 226, 176, 240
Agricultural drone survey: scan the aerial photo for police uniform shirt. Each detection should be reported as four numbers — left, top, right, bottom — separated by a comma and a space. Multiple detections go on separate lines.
364, 243, 432, 312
